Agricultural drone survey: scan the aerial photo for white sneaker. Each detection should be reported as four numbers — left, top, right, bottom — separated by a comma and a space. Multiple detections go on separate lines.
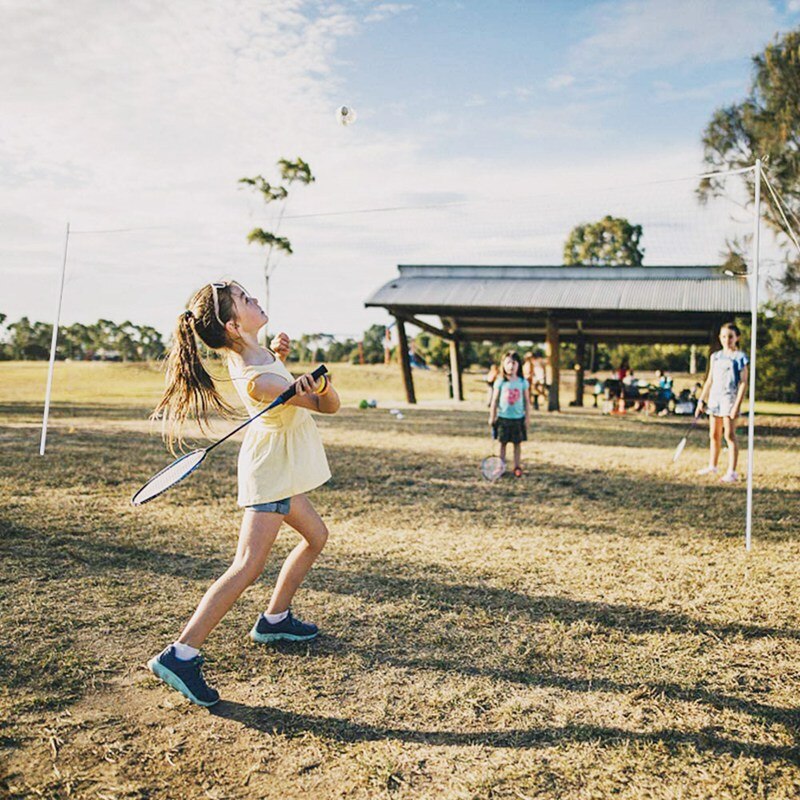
696, 466, 718, 476
720, 471, 739, 483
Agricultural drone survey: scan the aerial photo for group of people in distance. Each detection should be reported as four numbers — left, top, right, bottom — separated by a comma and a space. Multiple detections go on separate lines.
484, 322, 750, 485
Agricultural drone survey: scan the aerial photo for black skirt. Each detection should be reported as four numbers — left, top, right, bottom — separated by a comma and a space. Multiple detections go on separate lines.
496, 417, 527, 444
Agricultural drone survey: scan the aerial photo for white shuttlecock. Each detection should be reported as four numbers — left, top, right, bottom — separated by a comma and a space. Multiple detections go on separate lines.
336, 105, 357, 126
395, 412, 404, 420
389, 409, 400, 415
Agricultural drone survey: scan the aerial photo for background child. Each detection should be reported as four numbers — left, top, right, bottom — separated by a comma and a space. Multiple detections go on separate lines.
695, 322, 749, 483
147, 280, 340, 706
488, 350, 530, 478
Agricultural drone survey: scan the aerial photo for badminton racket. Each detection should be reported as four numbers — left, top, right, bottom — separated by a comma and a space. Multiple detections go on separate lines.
132, 365, 328, 506
481, 455, 506, 481
672, 414, 701, 463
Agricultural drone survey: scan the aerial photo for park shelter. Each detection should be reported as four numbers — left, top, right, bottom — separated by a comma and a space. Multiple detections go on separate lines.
365, 265, 751, 409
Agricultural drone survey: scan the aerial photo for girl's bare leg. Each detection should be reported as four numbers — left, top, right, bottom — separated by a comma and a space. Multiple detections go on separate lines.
266, 494, 329, 615
723, 416, 739, 473
178, 510, 283, 648
499, 442, 507, 462
708, 416, 723, 467
513, 442, 522, 470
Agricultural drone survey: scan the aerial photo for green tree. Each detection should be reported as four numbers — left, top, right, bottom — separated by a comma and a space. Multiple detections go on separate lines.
411, 332, 448, 367
698, 28, 800, 291
134, 324, 166, 361
7, 317, 51, 359
0, 313, 7, 360
62, 322, 89, 360
327, 337, 357, 362
563, 215, 644, 267
240, 157, 315, 324
740, 301, 800, 402
361, 324, 388, 364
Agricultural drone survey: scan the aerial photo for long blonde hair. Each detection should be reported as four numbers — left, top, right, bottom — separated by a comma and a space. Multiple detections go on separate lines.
152, 283, 238, 450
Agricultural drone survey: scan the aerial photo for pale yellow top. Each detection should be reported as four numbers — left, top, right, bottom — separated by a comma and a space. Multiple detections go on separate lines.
228, 357, 331, 506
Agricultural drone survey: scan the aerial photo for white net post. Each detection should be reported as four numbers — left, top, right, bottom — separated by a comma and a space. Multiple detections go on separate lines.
39, 222, 70, 456
745, 160, 761, 551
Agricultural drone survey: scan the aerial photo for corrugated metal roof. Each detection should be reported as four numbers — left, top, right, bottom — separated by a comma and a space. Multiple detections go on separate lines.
365, 265, 750, 314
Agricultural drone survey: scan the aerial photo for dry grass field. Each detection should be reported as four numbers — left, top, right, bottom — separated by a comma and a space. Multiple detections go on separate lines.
1, 361, 799, 799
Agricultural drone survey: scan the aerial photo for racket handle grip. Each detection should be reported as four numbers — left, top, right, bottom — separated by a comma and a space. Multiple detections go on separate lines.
268, 364, 328, 409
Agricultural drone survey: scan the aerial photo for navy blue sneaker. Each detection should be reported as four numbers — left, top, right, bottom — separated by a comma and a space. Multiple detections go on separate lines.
250, 609, 319, 643
147, 646, 220, 707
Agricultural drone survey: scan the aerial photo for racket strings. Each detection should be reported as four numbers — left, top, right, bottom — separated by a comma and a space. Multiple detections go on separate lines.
132, 450, 207, 505
481, 456, 506, 481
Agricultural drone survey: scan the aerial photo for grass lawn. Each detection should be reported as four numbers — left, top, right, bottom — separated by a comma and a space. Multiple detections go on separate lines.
1, 361, 799, 799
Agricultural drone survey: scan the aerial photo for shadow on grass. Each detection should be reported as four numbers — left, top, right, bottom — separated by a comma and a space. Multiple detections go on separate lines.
209, 701, 800, 764
4, 516, 800, 741
3, 517, 798, 644
311, 631, 800, 733
6, 419, 797, 540
308, 562, 800, 642
2, 412, 798, 740
0, 401, 153, 421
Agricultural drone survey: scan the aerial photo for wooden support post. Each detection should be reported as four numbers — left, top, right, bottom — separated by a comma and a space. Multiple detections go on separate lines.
449, 338, 464, 401
395, 316, 416, 404
589, 342, 597, 374
546, 316, 560, 412
689, 343, 697, 374
573, 332, 585, 407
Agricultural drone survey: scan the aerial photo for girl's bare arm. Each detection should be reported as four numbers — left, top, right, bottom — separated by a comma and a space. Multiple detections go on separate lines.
247, 372, 340, 414
732, 365, 749, 418
488, 387, 499, 425
695, 373, 713, 416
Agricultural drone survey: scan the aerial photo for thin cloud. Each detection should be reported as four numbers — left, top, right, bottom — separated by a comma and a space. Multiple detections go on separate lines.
652, 78, 747, 103
465, 94, 487, 107
571, 0, 779, 77
364, 3, 414, 23
546, 74, 576, 91
498, 86, 534, 101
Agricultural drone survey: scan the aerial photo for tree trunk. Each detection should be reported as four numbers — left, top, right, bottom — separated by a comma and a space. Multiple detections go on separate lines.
259, 270, 270, 345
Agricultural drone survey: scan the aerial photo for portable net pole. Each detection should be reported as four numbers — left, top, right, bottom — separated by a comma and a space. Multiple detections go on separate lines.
745, 161, 761, 551
39, 222, 70, 456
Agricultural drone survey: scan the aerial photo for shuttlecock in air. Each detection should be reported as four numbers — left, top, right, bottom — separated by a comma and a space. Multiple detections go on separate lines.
336, 105, 357, 126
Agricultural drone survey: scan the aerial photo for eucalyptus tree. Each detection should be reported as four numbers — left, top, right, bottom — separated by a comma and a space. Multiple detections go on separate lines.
698, 28, 800, 291
563, 216, 644, 267
240, 158, 316, 327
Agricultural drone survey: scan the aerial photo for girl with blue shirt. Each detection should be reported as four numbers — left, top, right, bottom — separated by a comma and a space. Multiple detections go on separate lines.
488, 351, 531, 478
695, 323, 749, 483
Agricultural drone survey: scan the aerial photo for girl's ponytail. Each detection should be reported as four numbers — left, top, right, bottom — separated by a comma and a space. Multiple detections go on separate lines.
152, 308, 235, 451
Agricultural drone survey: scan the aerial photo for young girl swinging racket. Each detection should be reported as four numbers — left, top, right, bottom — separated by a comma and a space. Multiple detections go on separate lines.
147, 280, 340, 706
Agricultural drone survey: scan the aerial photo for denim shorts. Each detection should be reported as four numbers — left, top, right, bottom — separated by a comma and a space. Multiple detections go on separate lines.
247, 497, 291, 515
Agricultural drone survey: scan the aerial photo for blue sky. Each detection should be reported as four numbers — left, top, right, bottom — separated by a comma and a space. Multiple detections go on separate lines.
2, 0, 799, 339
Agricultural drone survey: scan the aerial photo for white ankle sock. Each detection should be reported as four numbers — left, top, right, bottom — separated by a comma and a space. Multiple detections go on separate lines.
172, 642, 200, 660
264, 610, 289, 624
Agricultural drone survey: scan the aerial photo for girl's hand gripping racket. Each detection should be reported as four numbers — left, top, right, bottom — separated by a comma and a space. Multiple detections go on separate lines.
672, 414, 701, 463
131, 365, 328, 506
